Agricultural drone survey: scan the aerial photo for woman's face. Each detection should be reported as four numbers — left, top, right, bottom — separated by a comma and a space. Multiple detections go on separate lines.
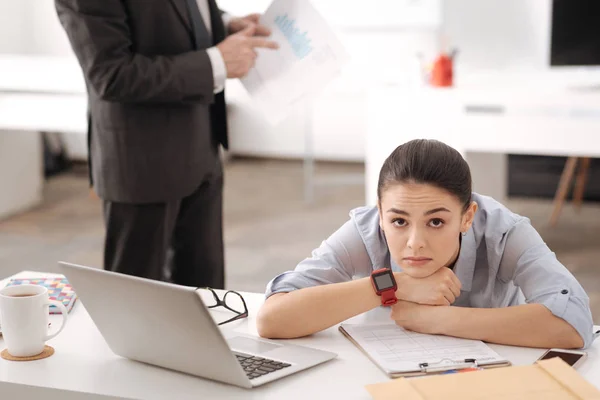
378, 182, 477, 278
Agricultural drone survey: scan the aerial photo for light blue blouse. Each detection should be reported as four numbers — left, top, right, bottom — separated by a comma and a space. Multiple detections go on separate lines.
265, 193, 598, 349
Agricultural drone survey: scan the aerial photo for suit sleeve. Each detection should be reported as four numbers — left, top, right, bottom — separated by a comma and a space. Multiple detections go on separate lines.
55, 0, 215, 104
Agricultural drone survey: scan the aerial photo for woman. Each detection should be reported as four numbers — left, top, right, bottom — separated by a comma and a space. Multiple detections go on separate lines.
257, 139, 596, 349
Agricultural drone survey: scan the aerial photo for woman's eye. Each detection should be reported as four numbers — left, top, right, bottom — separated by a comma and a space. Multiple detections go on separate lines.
392, 218, 407, 227
428, 218, 444, 228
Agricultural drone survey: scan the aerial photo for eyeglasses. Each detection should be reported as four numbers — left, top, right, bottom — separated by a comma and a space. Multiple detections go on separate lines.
203, 287, 249, 326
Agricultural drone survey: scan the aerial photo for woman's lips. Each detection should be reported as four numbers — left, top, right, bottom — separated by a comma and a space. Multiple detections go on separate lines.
403, 257, 432, 267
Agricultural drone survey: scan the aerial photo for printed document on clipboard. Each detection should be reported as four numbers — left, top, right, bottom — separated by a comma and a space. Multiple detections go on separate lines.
339, 322, 511, 377
240, 0, 350, 125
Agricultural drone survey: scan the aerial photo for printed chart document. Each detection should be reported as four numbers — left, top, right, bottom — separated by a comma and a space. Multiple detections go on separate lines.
240, 0, 350, 125
340, 322, 511, 377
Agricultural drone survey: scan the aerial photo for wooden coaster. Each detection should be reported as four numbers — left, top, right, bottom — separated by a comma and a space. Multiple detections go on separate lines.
1, 345, 54, 361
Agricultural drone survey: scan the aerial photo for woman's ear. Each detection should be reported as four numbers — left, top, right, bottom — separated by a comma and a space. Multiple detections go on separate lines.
461, 201, 478, 233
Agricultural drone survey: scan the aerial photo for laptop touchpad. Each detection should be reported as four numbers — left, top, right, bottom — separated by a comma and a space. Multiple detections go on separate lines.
228, 336, 282, 355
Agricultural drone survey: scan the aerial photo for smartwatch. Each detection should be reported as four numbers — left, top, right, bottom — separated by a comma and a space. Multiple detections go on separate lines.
370, 268, 398, 306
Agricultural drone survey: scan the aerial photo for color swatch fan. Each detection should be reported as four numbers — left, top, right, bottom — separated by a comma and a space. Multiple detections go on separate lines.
4, 276, 78, 314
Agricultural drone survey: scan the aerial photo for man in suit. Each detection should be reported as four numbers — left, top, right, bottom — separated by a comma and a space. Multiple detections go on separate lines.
55, 0, 278, 289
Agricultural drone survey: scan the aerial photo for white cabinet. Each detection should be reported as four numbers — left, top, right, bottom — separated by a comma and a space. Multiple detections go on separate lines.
0, 56, 86, 220
226, 80, 367, 161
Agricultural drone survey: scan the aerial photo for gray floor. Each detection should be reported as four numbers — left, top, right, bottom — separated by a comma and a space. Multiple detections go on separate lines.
1, 157, 599, 323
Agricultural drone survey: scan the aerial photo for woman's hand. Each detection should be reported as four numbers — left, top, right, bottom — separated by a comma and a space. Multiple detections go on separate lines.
395, 267, 462, 306
389, 300, 442, 334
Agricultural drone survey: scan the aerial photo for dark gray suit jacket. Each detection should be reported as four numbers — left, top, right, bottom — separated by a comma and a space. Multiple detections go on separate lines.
56, 0, 228, 204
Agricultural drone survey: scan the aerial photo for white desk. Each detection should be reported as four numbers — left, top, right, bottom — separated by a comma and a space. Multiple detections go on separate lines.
1, 271, 599, 400
365, 85, 600, 205
0, 93, 87, 135
0, 55, 86, 94
0, 55, 87, 221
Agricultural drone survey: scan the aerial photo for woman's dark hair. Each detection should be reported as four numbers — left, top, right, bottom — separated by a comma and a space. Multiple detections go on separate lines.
377, 139, 472, 210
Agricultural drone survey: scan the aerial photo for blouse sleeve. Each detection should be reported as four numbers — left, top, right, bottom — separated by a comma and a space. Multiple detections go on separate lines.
265, 219, 373, 298
499, 220, 596, 349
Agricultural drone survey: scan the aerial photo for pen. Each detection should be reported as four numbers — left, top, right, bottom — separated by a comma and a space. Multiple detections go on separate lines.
441, 367, 482, 375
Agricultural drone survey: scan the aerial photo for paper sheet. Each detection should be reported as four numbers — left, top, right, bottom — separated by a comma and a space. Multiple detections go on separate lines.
240, 0, 350, 125
341, 322, 508, 374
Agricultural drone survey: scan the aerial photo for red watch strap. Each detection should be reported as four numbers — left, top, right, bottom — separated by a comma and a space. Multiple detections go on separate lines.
380, 289, 397, 306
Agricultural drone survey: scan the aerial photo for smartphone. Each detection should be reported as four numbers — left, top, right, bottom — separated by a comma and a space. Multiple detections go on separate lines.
537, 348, 587, 368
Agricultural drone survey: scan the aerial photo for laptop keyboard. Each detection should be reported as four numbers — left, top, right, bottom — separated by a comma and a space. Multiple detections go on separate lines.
235, 354, 292, 380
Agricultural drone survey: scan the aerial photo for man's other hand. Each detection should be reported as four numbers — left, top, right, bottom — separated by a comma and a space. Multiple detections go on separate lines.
217, 24, 279, 79
228, 13, 271, 37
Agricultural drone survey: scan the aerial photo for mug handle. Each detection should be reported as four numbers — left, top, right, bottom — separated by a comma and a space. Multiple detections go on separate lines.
44, 300, 68, 341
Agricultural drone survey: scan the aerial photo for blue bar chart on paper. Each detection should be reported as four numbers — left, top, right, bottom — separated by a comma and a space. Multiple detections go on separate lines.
274, 13, 313, 60
240, 0, 350, 125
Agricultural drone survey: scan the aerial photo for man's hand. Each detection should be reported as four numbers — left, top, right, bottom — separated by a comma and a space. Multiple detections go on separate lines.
228, 13, 271, 37
216, 25, 278, 79
389, 301, 442, 334
395, 267, 462, 306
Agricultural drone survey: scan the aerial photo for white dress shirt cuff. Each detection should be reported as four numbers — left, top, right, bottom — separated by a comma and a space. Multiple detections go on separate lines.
222, 12, 234, 34
206, 46, 226, 93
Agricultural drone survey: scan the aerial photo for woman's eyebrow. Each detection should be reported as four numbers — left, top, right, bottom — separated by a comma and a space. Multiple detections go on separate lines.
424, 207, 451, 216
386, 207, 451, 216
386, 208, 409, 216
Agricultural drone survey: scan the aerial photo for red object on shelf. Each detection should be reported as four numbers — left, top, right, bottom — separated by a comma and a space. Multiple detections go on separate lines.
430, 53, 454, 87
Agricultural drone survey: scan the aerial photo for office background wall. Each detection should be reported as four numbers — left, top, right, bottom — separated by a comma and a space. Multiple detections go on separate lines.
0, 0, 572, 164
0, 0, 73, 56
221, 0, 442, 161
443, 0, 551, 73
0, 1, 32, 54
30, 0, 74, 56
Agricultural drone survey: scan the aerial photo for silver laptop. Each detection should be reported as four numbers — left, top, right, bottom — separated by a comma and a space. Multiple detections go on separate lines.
57, 262, 337, 388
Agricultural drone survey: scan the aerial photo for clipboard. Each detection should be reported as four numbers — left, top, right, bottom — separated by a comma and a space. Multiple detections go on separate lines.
339, 324, 512, 378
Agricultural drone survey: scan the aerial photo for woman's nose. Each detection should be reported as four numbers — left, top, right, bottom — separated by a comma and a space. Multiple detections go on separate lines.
406, 228, 425, 250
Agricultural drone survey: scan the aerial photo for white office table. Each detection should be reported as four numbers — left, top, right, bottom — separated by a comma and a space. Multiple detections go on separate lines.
0, 55, 86, 94
0, 93, 87, 135
0, 271, 599, 399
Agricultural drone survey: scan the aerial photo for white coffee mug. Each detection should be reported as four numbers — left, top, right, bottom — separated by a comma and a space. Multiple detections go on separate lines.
0, 284, 68, 357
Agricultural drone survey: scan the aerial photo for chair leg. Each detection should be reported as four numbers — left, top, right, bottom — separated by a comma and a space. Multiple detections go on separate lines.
549, 157, 578, 227
573, 157, 591, 212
